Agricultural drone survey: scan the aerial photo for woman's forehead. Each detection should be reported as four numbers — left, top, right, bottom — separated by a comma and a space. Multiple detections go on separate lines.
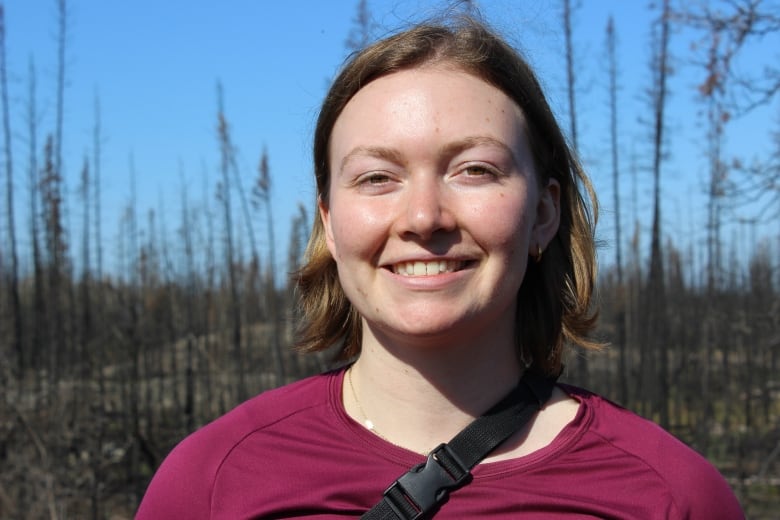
326, 66, 532, 179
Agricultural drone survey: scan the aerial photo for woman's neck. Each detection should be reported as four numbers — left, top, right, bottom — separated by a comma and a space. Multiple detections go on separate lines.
344, 323, 523, 455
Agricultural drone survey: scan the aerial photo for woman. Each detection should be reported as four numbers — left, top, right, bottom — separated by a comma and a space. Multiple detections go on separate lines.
137, 18, 743, 519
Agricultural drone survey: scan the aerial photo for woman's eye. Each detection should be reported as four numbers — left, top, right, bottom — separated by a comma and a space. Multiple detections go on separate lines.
463, 165, 495, 177
354, 172, 394, 189
362, 173, 390, 184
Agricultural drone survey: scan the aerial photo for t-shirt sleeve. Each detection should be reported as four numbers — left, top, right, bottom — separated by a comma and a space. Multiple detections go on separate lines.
136, 402, 256, 520
134, 378, 328, 519
668, 452, 745, 519
135, 429, 220, 519
573, 387, 745, 520
638, 419, 744, 518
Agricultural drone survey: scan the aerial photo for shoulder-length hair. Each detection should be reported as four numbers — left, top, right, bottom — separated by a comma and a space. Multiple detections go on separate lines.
294, 18, 600, 376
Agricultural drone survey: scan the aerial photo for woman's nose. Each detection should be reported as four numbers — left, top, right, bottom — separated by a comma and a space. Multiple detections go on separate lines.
396, 177, 456, 240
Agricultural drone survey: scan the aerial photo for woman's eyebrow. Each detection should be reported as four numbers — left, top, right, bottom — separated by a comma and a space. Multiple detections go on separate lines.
440, 136, 518, 164
338, 146, 405, 174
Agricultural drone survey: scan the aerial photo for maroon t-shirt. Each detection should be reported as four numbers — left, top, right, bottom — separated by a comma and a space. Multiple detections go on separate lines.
136, 369, 744, 519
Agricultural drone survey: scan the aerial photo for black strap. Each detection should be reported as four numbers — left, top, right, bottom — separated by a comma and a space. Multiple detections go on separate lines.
361, 370, 558, 520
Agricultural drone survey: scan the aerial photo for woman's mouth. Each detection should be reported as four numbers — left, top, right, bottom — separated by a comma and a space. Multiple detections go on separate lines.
391, 260, 468, 276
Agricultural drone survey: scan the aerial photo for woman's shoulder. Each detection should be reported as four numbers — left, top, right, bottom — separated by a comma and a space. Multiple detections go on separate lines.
564, 385, 706, 463
562, 385, 744, 519
136, 370, 339, 519
187, 370, 335, 449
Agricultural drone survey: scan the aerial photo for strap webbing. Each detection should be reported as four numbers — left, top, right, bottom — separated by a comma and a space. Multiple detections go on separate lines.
361, 370, 557, 520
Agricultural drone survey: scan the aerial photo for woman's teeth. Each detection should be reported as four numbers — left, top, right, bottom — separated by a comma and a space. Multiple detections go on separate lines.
393, 260, 462, 276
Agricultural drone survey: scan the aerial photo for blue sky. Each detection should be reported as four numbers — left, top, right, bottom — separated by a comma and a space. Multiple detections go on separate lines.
3, 0, 778, 280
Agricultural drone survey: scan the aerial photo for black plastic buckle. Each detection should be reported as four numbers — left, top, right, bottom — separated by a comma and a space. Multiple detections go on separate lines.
383, 443, 471, 519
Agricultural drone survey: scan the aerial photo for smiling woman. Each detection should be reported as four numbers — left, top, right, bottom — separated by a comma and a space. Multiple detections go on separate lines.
301, 31, 601, 374
136, 16, 744, 520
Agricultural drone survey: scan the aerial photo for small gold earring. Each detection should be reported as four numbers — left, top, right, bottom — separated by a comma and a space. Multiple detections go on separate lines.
535, 245, 543, 263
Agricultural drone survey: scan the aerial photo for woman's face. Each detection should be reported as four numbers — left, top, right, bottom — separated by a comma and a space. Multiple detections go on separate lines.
321, 66, 559, 347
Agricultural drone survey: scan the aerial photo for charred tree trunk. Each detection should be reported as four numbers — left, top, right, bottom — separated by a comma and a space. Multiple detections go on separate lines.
0, 6, 22, 376
254, 149, 285, 384
75, 157, 93, 431
216, 83, 246, 402
644, 0, 671, 427
345, 0, 376, 53
40, 135, 67, 391
606, 15, 628, 405
180, 173, 197, 433
54, 0, 66, 179
26, 59, 45, 375
90, 93, 106, 520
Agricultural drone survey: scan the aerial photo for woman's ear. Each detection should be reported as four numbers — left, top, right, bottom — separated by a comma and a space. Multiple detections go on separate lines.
531, 178, 561, 254
318, 196, 338, 259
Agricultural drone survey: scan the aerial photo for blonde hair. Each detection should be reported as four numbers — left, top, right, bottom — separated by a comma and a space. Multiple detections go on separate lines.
295, 18, 599, 375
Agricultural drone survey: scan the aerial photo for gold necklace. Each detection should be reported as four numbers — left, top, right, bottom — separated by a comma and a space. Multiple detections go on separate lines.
347, 366, 383, 437
347, 367, 431, 456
